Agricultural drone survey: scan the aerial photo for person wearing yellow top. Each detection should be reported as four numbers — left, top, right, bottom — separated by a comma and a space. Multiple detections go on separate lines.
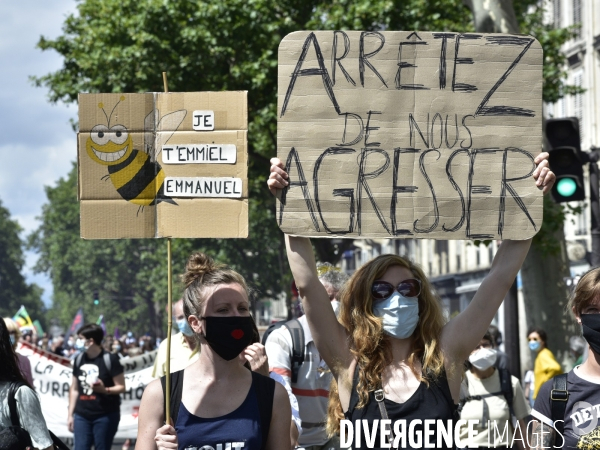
528, 327, 562, 399
151, 299, 199, 378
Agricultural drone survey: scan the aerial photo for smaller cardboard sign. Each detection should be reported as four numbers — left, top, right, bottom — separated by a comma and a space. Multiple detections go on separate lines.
78, 91, 248, 239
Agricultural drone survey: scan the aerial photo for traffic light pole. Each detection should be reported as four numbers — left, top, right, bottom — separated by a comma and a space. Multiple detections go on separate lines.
587, 148, 600, 266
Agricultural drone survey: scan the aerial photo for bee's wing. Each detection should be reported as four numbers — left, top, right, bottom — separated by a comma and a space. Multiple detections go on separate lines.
144, 109, 158, 158
155, 110, 187, 159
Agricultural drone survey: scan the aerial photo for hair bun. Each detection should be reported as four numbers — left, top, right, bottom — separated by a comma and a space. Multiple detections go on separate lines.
182, 253, 224, 287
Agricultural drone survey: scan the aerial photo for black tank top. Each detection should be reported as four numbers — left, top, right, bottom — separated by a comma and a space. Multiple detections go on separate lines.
344, 365, 458, 450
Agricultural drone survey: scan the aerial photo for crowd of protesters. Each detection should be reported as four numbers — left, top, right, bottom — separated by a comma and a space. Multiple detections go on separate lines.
20, 329, 161, 360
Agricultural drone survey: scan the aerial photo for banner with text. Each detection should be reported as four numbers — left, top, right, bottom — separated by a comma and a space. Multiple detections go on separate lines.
18, 342, 156, 439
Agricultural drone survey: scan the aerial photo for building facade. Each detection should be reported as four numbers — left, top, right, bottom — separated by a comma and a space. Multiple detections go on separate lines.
548, 0, 600, 275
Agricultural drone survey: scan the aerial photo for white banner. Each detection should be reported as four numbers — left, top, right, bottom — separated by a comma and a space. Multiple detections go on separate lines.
18, 342, 157, 439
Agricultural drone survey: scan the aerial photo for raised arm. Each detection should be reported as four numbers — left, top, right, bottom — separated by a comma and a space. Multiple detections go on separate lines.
441, 152, 554, 364
269, 157, 352, 373
285, 235, 352, 374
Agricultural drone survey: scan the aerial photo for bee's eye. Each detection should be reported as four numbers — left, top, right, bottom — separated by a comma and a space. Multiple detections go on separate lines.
110, 125, 128, 145
90, 125, 110, 145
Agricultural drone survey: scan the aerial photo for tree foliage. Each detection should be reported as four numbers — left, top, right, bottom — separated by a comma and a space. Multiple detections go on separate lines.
31, 0, 578, 332
0, 199, 44, 323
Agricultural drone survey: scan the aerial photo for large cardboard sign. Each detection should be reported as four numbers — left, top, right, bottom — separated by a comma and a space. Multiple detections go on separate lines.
78, 91, 248, 239
277, 31, 543, 239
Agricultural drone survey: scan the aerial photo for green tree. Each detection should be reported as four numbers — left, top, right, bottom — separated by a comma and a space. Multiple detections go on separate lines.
0, 199, 45, 325
31, 0, 578, 330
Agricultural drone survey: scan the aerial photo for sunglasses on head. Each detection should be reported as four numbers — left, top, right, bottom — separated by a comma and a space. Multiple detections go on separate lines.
371, 279, 421, 300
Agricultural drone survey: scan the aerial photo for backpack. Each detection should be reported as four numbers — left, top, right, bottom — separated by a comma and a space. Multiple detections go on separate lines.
458, 368, 515, 421
549, 373, 569, 447
161, 370, 275, 450
261, 319, 304, 383
74, 350, 112, 373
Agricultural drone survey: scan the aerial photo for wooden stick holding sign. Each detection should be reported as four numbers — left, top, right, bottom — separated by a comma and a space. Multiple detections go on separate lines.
277, 31, 543, 240
163, 71, 173, 426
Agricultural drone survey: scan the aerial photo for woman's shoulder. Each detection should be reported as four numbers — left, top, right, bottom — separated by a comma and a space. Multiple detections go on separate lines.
143, 377, 164, 401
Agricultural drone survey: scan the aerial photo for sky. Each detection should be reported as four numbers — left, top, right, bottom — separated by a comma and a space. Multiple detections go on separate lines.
0, 1, 78, 306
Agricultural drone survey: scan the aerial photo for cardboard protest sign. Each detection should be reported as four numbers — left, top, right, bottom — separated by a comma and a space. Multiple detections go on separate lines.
277, 31, 543, 239
78, 91, 248, 239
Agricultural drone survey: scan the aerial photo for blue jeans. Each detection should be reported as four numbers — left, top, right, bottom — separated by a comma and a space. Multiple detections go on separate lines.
74, 412, 120, 450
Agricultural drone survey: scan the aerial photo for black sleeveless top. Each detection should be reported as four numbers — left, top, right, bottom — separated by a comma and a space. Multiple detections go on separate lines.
344, 365, 458, 450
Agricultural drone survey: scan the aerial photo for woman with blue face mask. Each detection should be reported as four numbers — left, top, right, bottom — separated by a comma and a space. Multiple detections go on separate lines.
268, 153, 555, 449
527, 327, 562, 402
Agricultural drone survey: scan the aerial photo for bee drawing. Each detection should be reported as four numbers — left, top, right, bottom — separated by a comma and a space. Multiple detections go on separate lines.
85, 96, 186, 212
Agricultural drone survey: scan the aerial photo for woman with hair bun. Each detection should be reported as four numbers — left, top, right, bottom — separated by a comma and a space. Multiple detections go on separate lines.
136, 253, 291, 450
268, 153, 554, 449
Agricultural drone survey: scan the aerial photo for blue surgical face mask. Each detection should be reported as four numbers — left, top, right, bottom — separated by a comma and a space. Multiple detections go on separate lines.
9, 335, 15, 346
372, 292, 419, 339
75, 338, 85, 350
176, 318, 194, 337
529, 340, 541, 352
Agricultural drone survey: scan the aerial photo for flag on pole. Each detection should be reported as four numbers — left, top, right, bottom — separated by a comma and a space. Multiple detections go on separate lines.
13, 306, 34, 330
97, 315, 106, 334
64, 308, 85, 342
33, 320, 44, 336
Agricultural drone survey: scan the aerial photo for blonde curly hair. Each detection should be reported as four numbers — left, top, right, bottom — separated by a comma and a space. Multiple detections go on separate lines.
326, 254, 447, 435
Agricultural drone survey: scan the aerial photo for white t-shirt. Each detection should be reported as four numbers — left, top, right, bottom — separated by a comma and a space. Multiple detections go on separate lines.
459, 369, 531, 447
0, 382, 53, 449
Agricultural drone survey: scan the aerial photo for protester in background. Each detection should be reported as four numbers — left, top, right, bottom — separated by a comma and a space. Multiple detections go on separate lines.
522, 369, 534, 408
569, 335, 586, 367
124, 331, 137, 348
50, 335, 66, 357
102, 336, 114, 353
139, 336, 154, 354
268, 154, 554, 448
458, 331, 530, 450
531, 268, 600, 449
527, 327, 562, 400
68, 324, 126, 450
111, 340, 126, 359
137, 253, 290, 450
0, 318, 53, 450
151, 299, 200, 378
265, 262, 348, 450
21, 330, 33, 344
488, 324, 510, 371
3, 318, 34, 387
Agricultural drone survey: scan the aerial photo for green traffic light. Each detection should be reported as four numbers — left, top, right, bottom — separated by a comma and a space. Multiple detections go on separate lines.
94, 299, 99, 305
556, 177, 577, 197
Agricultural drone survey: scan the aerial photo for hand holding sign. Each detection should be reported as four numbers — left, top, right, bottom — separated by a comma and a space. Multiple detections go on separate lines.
532, 152, 555, 195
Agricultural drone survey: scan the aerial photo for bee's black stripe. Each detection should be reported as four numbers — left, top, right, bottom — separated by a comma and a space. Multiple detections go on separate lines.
108, 149, 138, 174
112, 151, 159, 200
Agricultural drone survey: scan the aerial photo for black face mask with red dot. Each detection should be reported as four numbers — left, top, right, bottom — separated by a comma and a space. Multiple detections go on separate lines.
202, 316, 255, 361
